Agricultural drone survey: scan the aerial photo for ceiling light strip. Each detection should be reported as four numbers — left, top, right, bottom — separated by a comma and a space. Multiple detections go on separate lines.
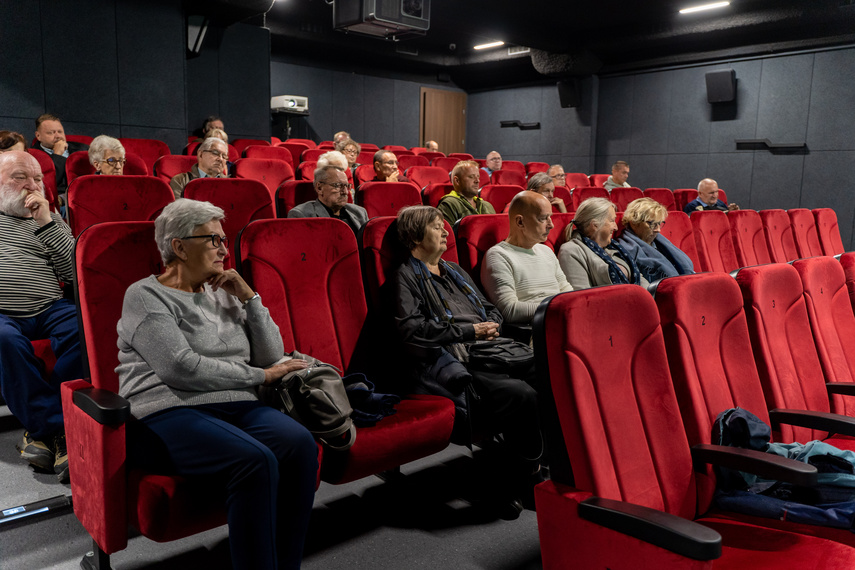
679, 1, 730, 14
474, 41, 505, 50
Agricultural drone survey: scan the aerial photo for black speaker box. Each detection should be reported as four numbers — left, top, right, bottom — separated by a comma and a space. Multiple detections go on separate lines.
705, 69, 736, 103
557, 79, 580, 108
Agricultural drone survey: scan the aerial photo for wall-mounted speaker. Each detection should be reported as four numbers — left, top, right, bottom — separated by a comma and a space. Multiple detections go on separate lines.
557, 79, 580, 108
705, 69, 736, 103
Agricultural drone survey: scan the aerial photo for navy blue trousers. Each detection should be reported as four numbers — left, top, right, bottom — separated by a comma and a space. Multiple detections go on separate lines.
0, 299, 83, 439
128, 401, 318, 570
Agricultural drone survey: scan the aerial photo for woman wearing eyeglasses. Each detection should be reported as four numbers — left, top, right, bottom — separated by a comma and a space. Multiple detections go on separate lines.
116, 198, 318, 570
88, 135, 126, 175
615, 197, 694, 282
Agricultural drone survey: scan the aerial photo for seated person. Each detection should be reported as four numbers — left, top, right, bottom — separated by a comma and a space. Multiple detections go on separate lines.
333, 130, 350, 145
117, 198, 317, 570
482, 151, 502, 176
483, 192, 572, 325
169, 137, 228, 199
371, 150, 411, 184
558, 197, 648, 290
193, 115, 224, 141
616, 198, 695, 282
513, 172, 566, 213
547, 164, 566, 188
287, 165, 368, 234
337, 138, 361, 178
0, 131, 27, 153
425, 140, 439, 152
88, 135, 126, 175
393, 205, 542, 517
317, 150, 353, 198
437, 160, 495, 225
204, 128, 232, 175
603, 160, 630, 191
33, 113, 89, 195
685, 178, 739, 214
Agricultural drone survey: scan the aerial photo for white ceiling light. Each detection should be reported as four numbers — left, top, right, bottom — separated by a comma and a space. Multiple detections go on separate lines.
474, 41, 505, 50
679, 1, 730, 14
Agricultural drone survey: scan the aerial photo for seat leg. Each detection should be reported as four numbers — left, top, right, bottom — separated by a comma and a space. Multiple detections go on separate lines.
80, 539, 111, 570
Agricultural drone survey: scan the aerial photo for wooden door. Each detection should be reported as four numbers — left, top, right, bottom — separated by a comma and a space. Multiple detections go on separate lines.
420, 87, 467, 154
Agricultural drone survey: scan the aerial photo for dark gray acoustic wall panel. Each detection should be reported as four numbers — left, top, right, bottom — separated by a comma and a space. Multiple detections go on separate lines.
807, 50, 855, 152
0, 3, 45, 121
219, 24, 271, 140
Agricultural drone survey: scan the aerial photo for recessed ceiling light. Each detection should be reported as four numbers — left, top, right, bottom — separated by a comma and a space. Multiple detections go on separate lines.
679, 1, 730, 14
474, 41, 505, 50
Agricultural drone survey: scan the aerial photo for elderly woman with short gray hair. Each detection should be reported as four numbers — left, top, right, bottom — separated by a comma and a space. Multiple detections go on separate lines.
88, 135, 126, 175
616, 197, 694, 282
558, 196, 647, 290
117, 198, 317, 570
526, 172, 566, 213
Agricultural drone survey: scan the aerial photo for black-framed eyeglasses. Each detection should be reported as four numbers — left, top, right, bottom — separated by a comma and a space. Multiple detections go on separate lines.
550, 173, 566, 179
322, 182, 353, 191
180, 234, 228, 248
101, 157, 126, 166
644, 220, 665, 230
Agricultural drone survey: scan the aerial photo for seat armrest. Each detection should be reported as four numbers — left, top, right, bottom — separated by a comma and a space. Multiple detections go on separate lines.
73, 387, 131, 426
579, 496, 722, 561
769, 408, 855, 438
691, 443, 817, 487
826, 382, 855, 397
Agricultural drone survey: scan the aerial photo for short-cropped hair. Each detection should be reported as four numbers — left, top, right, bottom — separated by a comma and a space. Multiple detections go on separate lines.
155, 199, 225, 265
527, 172, 552, 192
622, 197, 667, 227
397, 205, 443, 251
0, 131, 26, 151
451, 160, 479, 182
88, 135, 125, 166
202, 115, 223, 133
611, 160, 629, 170
373, 149, 391, 165
567, 197, 615, 241
335, 138, 360, 154
314, 164, 343, 185
35, 113, 60, 129
198, 137, 226, 155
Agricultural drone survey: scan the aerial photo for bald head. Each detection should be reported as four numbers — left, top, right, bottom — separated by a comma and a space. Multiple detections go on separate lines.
507, 191, 554, 249
697, 178, 719, 206
0, 150, 40, 177
0, 151, 45, 217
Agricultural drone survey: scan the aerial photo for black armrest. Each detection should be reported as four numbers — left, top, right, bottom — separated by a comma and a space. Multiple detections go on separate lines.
691, 443, 817, 487
72, 387, 130, 426
402, 341, 442, 361
579, 496, 722, 561
827, 382, 855, 397
502, 324, 532, 345
769, 408, 855, 438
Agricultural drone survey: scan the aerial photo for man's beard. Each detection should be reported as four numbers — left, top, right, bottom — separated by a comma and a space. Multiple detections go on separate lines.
0, 183, 44, 217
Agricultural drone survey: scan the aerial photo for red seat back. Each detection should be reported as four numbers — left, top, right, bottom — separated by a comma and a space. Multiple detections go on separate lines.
153, 155, 198, 185
284, 138, 316, 149
356, 181, 422, 218
544, 212, 575, 252
563, 172, 590, 189
813, 208, 845, 256
553, 186, 572, 211
609, 187, 643, 212
673, 189, 698, 212
67, 175, 174, 236
525, 162, 549, 176
354, 164, 377, 188
390, 149, 414, 158
447, 152, 473, 160
455, 214, 509, 292
658, 211, 701, 271
317, 141, 334, 149
278, 142, 310, 167
500, 160, 524, 174
727, 209, 772, 267
480, 184, 524, 213
301, 148, 325, 163
840, 252, 855, 316
232, 138, 270, 156
356, 151, 377, 166
275, 180, 317, 217
232, 158, 295, 200
788, 208, 824, 258
398, 154, 429, 171
407, 166, 450, 190
643, 188, 676, 211
359, 143, 379, 152
587, 174, 610, 187
298, 161, 317, 181
689, 210, 739, 273
67, 151, 148, 184
27, 148, 58, 209
420, 151, 445, 162
490, 169, 525, 187
117, 138, 170, 173
183, 178, 275, 270
571, 187, 609, 210
760, 209, 798, 262
478, 169, 490, 188
244, 145, 294, 168
382, 144, 407, 151
422, 182, 454, 208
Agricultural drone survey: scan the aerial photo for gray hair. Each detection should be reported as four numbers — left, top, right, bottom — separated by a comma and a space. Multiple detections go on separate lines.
567, 197, 614, 241
198, 137, 227, 155
373, 149, 392, 165
88, 135, 125, 166
335, 138, 360, 154
155, 198, 225, 265
317, 151, 348, 170
527, 172, 552, 192
397, 205, 443, 251
313, 164, 343, 186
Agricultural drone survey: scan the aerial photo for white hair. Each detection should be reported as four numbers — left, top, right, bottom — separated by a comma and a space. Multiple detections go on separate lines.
154, 199, 225, 265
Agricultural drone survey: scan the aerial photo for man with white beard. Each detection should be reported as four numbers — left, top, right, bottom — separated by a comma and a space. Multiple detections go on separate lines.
0, 151, 81, 483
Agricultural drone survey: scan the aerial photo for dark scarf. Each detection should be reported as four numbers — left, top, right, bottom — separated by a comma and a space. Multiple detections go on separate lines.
579, 234, 641, 285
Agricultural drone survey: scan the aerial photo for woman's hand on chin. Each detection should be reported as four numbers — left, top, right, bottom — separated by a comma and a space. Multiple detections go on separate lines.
207, 269, 255, 300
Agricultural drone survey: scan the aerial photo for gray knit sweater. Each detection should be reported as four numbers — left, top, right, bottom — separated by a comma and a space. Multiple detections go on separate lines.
116, 275, 284, 419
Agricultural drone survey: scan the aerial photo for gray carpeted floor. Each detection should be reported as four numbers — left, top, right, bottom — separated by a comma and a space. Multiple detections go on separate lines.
0, 404, 542, 569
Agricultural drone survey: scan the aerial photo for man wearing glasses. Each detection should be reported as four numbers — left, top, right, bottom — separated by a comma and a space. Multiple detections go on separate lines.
547, 164, 566, 187
370, 150, 411, 185
684, 178, 739, 215
288, 165, 368, 234
169, 137, 228, 199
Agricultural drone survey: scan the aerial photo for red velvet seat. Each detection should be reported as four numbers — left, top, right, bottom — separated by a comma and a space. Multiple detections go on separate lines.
420, 151, 445, 162
447, 152, 473, 161
480, 184, 524, 213
643, 188, 676, 210
840, 252, 855, 316
356, 150, 377, 166
544, 212, 575, 253
244, 144, 294, 168
66, 151, 148, 185
398, 154, 429, 171
690, 210, 739, 273
421, 182, 454, 208
354, 164, 377, 188
727, 209, 772, 267
673, 188, 699, 212
609, 186, 643, 212
153, 154, 197, 185
499, 160, 524, 174
359, 143, 380, 152
430, 156, 459, 172
117, 138, 169, 174
297, 160, 317, 181
232, 158, 295, 201
66, 175, 174, 236
183, 178, 275, 269
406, 166, 450, 190
534, 284, 855, 569
454, 214, 509, 292
236, 218, 455, 484
27, 148, 59, 210
232, 138, 270, 156
284, 138, 316, 149
553, 186, 572, 211
277, 141, 310, 167
570, 186, 609, 210
390, 149, 414, 158
300, 148, 325, 163
562, 172, 589, 189
525, 162, 549, 177
788, 208, 824, 258
275, 180, 318, 217
490, 169, 525, 187
659, 211, 702, 271
813, 208, 845, 256
382, 144, 407, 151
587, 173, 609, 187
356, 181, 422, 218
761, 209, 799, 263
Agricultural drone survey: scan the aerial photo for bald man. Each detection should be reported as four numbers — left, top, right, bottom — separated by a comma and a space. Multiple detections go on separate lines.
481, 192, 573, 325
684, 178, 739, 214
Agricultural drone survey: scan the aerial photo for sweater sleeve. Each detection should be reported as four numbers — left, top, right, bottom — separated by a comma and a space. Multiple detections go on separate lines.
243, 296, 285, 368
34, 216, 75, 283
481, 246, 539, 324
558, 241, 595, 291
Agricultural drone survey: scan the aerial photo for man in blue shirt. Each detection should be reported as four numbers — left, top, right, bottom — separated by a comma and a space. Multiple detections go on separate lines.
684, 178, 739, 215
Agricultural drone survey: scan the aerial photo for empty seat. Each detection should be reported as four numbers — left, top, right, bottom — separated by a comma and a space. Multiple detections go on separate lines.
690, 210, 739, 273
840, 253, 855, 316
761, 209, 799, 263
658, 211, 702, 271
236, 218, 455, 484
409, 146, 426, 154
553, 187, 572, 212
447, 152, 473, 160
421, 182, 454, 208
354, 164, 377, 188
359, 143, 380, 152
673, 188, 699, 212
153, 155, 198, 185
300, 148, 325, 163
275, 180, 318, 217
490, 169, 525, 186
420, 151, 445, 162
297, 161, 317, 181
283, 138, 316, 149
500, 160, 525, 174
525, 162, 549, 177
570, 187, 609, 210
813, 208, 845, 256
609, 186, 643, 212
480, 184, 524, 213
390, 149, 414, 158
788, 208, 824, 258
587, 173, 609, 187
66, 175, 174, 235
232, 158, 295, 201
382, 144, 407, 151
316, 141, 334, 149
544, 212, 575, 252
643, 188, 676, 210
356, 181, 422, 218
727, 209, 772, 267
356, 150, 377, 166
183, 178, 275, 270
232, 138, 270, 156
277, 142, 310, 168
431, 156, 461, 173
406, 166, 450, 190
117, 138, 170, 173
562, 172, 590, 189
478, 169, 490, 188
397, 154, 429, 171
455, 214, 509, 292
244, 144, 294, 167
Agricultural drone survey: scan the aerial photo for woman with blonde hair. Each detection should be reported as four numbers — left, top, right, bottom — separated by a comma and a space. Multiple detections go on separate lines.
616, 197, 694, 282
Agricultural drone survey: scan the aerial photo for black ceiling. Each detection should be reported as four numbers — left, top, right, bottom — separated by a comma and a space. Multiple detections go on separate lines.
262, 0, 855, 90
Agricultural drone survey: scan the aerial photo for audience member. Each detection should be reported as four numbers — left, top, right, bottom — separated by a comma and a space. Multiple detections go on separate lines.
393, 205, 542, 518
317, 150, 348, 171
482, 192, 572, 325
0, 131, 27, 153
117, 198, 317, 570
617, 198, 695, 282
169, 137, 228, 199
684, 178, 739, 214
337, 139, 361, 176
0, 151, 82, 483
33, 113, 89, 193
88, 135, 126, 176
558, 197, 648, 290
425, 140, 439, 152
526, 172, 566, 213
333, 131, 350, 145
201, 115, 224, 138
206, 128, 229, 144
371, 150, 411, 184
547, 164, 566, 188
603, 160, 630, 191
288, 165, 368, 235
437, 160, 495, 225
483, 151, 502, 176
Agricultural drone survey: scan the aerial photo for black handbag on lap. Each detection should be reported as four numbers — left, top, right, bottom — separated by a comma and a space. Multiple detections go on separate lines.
466, 338, 535, 376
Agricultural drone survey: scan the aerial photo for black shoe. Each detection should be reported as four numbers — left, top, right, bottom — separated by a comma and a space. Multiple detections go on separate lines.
17, 432, 55, 471
493, 497, 524, 521
53, 434, 69, 483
